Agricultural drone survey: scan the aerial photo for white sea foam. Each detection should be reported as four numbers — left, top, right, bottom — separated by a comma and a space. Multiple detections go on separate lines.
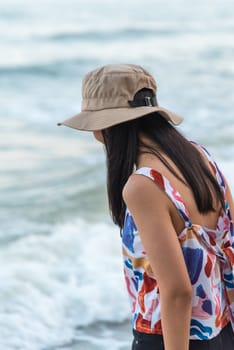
0, 219, 129, 349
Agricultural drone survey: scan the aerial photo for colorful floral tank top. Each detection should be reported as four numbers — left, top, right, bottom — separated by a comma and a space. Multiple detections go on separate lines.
121, 144, 234, 340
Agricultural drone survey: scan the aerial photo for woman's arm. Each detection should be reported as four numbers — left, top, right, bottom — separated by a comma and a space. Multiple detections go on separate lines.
123, 175, 192, 350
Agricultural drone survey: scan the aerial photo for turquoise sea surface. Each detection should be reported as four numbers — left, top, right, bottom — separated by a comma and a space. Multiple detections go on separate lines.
1, 0, 234, 349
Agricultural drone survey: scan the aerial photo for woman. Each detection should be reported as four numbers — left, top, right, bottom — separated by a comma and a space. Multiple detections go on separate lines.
58, 64, 234, 350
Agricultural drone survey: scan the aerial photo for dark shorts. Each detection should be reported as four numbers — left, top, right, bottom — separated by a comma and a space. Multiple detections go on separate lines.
132, 323, 234, 350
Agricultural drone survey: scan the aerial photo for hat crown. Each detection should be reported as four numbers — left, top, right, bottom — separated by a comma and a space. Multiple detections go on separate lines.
81, 64, 157, 111
57, 63, 183, 131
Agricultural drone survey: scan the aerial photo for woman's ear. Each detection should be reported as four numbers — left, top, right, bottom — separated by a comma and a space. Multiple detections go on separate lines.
93, 130, 104, 144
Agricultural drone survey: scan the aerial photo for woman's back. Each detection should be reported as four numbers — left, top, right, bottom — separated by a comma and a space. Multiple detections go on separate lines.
136, 141, 223, 233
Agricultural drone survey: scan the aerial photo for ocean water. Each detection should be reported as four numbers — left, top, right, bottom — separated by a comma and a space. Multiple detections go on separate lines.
1, 0, 234, 349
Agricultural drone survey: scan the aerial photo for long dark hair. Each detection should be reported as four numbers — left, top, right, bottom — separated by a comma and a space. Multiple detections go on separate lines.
102, 113, 225, 229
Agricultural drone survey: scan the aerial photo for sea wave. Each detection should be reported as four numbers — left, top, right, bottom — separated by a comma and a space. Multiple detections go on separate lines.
0, 219, 129, 350
0, 59, 96, 77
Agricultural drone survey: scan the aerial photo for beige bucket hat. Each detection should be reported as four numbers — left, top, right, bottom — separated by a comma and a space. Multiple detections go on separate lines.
57, 64, 183, 131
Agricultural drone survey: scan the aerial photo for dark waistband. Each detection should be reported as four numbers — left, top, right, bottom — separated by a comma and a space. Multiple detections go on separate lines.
133, 322, 233, 346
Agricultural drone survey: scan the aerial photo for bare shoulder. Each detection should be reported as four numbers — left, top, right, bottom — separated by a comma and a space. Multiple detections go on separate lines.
122, 173, 146, 198
122, 173, 170, 210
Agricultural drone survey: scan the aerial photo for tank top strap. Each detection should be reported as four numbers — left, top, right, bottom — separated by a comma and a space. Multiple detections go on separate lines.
134, 167, 192, 227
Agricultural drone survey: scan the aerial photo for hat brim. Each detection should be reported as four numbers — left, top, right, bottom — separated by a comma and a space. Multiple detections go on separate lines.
57, 106, 183, 131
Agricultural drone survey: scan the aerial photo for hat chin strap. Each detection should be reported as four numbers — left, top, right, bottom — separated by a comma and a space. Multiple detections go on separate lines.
128, 90, 158, 107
